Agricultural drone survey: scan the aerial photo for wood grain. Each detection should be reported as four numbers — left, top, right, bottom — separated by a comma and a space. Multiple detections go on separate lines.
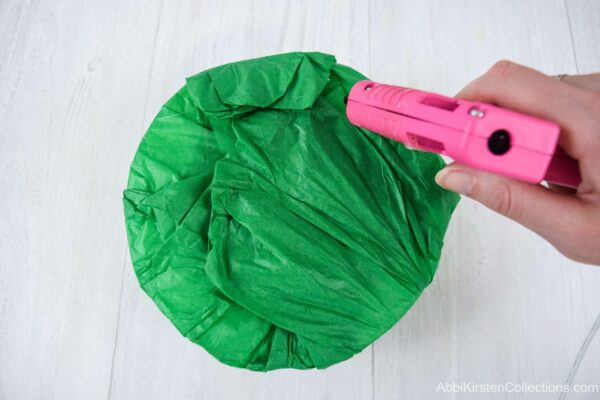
560, 1, 600, 396
369, 1, 600, 399
0, 0, 163, 398
109, 1, 374, 400
0, 0, 598, 399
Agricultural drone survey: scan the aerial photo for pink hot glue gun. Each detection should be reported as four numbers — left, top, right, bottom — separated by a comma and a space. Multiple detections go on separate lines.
345, 80, 581, 188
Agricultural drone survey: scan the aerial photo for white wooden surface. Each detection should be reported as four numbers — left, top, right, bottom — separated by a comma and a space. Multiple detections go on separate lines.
1, 1, 599, 399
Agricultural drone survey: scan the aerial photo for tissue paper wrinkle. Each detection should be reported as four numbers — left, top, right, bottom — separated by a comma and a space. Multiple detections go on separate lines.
123, 52, 459, 371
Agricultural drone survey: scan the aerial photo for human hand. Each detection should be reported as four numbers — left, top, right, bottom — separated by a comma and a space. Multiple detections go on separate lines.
435, 61, 600, 265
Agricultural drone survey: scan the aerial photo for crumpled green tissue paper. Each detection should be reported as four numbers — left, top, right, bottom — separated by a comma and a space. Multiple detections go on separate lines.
123, 52, 459, 371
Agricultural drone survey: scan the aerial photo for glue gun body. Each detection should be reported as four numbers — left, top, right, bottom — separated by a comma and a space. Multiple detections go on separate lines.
346, 80, 581, 188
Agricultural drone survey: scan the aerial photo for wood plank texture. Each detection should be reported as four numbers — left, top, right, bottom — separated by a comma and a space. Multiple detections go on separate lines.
370, 1, 600, 399
109, 1, 373, 400
0, 1, 599, 399
0, 1, 163, 398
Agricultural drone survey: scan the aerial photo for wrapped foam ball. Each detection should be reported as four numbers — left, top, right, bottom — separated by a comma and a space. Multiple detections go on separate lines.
123, 52, 459, 371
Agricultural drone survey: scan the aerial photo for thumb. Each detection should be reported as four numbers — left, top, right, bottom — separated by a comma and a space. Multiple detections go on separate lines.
434, 163, 583, 244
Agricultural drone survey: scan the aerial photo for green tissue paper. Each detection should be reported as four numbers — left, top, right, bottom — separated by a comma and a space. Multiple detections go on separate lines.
123, 52, 459, 371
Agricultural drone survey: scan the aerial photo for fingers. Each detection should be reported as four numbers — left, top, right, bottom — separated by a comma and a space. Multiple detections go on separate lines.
435, 163, 588, 251
562, 73, 600, 92
449, 62, 600, 264
546, 182, 577, 195
456, 61, 599, 160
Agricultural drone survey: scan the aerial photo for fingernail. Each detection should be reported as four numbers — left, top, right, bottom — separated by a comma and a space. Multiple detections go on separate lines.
435, 167, 474, 195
